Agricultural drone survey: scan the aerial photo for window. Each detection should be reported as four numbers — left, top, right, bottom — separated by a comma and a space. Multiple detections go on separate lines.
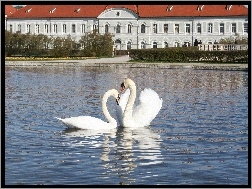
208, 23, 213, 33
153, 42, 157, 48
93, 24, 97, 31
164, 24, 168, 33
175, 24, 179, 34
45, 24, 49, 33
53, 24, 57, 33
186, 24, 190, 34
116, 24, 121, 33
174, 42, 179, 47
10, 24, 13, 33
72, 24, 76, 33
63, 24, 66, 33
231, 23, 236, 34
244, 23, 248, 33
105, 24, 109, 33
164, 42, 168, 48
197, 23, 201, 33
141, 24, 145, 33
35, 24, 40, 34
128, 24, 132, 33
81, 24, 85, 33
127, 41, 131, 50
219, 23, 224, 34
141, 41, 146, 49
18, 24, 21, 32
153, 24, 157, 33
26, 24, 30, 33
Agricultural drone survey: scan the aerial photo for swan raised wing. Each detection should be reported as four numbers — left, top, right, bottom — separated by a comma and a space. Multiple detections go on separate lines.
119, 78, 162, 127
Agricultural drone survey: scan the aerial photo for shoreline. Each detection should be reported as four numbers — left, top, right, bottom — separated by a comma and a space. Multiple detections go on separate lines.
5, 56, 248, 71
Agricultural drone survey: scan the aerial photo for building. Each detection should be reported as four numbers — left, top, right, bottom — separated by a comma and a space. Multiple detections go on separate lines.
5, 5, 248, 50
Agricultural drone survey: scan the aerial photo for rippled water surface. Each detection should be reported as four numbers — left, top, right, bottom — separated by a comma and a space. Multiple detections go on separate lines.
5, 66, 248, 185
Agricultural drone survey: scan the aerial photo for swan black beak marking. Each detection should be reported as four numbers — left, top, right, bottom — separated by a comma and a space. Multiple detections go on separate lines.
116, 94, 120, 105
120, 82, 125, 92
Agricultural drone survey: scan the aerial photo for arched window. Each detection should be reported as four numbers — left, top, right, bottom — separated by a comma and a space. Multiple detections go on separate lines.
116, 24, 121, 33
164, 42, 168, 48
115, 39, 121, 50
141, 24, 145, 33
127, 41, 132, 50
153, 42, 157, 48
105, 24, 109, 33
128, 24, 132, 33
141, 41, 146, 49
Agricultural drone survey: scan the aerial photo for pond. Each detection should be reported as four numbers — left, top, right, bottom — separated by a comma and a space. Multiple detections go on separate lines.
5, 66, 248, 185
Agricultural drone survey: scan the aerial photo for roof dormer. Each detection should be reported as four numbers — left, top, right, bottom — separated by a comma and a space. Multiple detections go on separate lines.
50, 8, 56, 13
25, 8, 32, 13
226, 5, 232, 10
197, 5, 204, 11
75, 8, 80, 13
166, 5, 173, 12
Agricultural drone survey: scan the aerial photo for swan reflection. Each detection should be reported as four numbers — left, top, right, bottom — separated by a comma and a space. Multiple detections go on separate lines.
61, 126, 163, 185
102, 126, 163, 185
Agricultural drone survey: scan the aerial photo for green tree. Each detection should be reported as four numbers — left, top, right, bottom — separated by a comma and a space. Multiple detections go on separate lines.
51, 35, 74, 57
219, 33, 248, 44
79, 30, 113, 57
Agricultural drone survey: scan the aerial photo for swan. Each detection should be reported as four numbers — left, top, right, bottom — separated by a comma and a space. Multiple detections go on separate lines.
119, 78, 163, 127
55, 89, 120, 130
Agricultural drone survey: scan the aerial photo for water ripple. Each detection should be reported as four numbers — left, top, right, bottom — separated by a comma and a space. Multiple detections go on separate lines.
5, 67, 248, 185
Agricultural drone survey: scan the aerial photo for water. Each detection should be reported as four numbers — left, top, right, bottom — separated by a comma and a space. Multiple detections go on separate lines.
5, 66, 248, 185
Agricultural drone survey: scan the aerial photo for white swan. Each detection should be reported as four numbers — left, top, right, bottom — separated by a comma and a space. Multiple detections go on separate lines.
119, 78, 163, 127
55, 89, 119, 130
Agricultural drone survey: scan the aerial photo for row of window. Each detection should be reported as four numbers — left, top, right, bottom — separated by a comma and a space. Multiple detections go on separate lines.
9, 22, 248, 34
114, 41, 191, 50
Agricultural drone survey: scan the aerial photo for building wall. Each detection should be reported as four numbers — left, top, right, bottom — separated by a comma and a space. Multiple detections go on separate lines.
5, 7, 248, 50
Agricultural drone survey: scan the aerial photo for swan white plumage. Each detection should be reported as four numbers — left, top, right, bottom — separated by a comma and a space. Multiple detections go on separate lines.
55, 89, 119, 130
116, 88, 130, 126
118, 78, 163, 127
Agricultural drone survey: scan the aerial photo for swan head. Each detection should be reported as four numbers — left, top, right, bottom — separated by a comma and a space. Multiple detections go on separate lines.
104, 89, 120, 105
120, 78, 134, 92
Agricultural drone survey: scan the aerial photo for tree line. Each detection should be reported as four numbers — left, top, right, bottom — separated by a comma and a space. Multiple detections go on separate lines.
5, 30, 113, 58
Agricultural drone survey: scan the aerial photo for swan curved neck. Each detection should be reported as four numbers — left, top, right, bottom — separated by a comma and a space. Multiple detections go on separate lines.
102, 91, 117, 125
124, 79, 136, 118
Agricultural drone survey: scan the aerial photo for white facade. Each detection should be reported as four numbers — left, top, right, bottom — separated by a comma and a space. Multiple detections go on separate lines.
5, 7, 248, 50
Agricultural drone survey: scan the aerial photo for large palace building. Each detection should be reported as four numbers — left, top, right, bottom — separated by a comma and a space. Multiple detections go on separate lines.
5, 5, 248, 50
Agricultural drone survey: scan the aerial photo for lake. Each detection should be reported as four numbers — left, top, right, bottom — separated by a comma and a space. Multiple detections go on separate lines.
4, 66, 248, 185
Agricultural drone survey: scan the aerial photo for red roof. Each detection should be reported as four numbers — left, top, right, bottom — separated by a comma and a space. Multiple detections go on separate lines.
138, 5, 248, 17
5, 5, 17, 16
7, 5, 248, 19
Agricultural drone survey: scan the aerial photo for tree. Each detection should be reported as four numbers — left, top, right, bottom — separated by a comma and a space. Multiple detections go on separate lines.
219, 33, 248, 44
51, 35, 75, 57
79, 29, 113, 57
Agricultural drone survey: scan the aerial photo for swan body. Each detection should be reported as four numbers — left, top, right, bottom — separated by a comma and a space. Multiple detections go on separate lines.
120, 78, 163, 127
56, 89, 119, 130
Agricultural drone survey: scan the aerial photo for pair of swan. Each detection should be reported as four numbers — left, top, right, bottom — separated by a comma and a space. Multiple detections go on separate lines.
56, 78, 162, 129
